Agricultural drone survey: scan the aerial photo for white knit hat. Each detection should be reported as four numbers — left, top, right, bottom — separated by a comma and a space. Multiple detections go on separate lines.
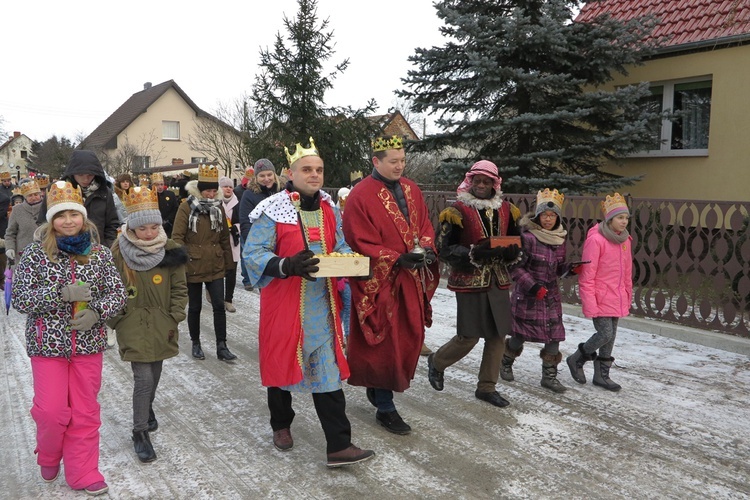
46, 181, 87, 223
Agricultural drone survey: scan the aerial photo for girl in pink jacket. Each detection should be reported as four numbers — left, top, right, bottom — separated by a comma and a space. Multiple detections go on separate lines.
566, 193, 632, 392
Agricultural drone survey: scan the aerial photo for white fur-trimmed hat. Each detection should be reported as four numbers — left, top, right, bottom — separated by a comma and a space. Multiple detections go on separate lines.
46, 180, 87, 223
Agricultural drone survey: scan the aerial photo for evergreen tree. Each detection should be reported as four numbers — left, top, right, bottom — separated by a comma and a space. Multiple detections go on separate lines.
27, 136, 77, 179
249, 0, 378, 187
399, 0, 659, 194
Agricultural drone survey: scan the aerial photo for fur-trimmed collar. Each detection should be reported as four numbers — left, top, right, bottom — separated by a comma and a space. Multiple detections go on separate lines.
186, 180, 211, 199
158, 242, 188, 268
456, 190, 503, 210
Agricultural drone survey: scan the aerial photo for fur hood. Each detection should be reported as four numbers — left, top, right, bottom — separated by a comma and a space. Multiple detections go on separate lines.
186, 180, 206, 199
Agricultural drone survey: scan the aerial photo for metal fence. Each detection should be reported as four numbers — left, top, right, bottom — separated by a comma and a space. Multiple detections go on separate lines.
423, 192, 750, 338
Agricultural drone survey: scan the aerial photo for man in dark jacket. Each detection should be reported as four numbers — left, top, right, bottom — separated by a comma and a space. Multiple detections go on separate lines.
0, 170, 13, 277
37, 150, 121, 248
151, 173, 180, 237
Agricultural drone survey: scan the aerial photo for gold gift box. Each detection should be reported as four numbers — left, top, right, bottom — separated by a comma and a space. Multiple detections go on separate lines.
309, 252, 370, 278
489, 236, 521, 248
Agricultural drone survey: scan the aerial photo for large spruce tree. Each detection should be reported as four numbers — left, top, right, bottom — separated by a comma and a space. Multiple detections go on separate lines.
249, 0, 378, 187
399, 0, 659, 194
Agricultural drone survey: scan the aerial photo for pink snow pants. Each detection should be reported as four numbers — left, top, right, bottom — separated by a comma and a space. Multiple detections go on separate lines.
30, 353, 104, 490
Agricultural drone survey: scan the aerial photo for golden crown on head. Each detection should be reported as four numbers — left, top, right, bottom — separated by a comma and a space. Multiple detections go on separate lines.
285, 137, 319, 166
601, 192, 628, 217
20, 180, 41, 197
123, 186, 159, 214
536, 188, 565, 209
48, 180, 83, 209
198, 164, 219, 182
350, 170, 363, 183
244, 166, 255, 179
0, 170, 11, 180
12, 187, 22, 197
151, 172, 164, 183
138, 174, 150, 186
36, 174, 50, 188
371, 135, 404, 152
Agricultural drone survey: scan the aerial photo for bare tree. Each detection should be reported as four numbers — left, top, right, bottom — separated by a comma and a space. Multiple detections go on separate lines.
186, 97, 254, 177
99, 130, 167, 178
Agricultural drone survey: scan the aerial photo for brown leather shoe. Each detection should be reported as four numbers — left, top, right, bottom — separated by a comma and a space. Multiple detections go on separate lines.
326, 444, 375, 468
273, 428, 293, 451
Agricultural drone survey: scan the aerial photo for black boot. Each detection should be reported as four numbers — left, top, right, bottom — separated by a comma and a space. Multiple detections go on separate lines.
566, 343, 596, 384
132, 430, 157, 463
147, 407, 158, 432
192, 343, 205, 360
593, 356, 622, 392
500, 337, 524, 382
540, 351, 567, 393
217, 341, 237, 361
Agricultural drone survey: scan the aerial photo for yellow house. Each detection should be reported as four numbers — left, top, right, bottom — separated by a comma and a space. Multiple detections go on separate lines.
577, 1, 750, 202
80, 80, 243, 178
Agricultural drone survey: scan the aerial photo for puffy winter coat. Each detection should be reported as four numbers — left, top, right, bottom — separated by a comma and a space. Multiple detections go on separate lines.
579, 224, 633, 318
108, 239, 188, 362
12, 236, 127, 358
5, 201, 42, 257
171, 181, 233, 283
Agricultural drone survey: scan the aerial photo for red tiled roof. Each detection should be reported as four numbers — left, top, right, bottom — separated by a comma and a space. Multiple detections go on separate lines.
576, 0, 750, 48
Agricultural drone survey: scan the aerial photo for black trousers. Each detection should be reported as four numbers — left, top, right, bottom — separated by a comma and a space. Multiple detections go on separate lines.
187, 279, 226, 344
267, 387, 351, 453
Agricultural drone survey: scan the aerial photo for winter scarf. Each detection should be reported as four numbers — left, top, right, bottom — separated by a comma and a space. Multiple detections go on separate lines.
81, 180, 100, 199
521, 215, 567, 246
187, 195, 223, 233
599, 221, 629, 244
118, 227, 168, 271
56, 232, 92, 255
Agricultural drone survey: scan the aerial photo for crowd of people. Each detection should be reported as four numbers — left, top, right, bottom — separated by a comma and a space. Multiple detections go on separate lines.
4, 136, 633, 496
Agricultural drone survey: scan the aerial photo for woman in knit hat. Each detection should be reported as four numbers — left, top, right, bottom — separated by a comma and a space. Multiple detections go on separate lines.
566, 193, 632, 392
11, 181, 127, 496
219, 176, 241, 312
4, 179, 44, 264
503, 189, 581, 393
172, 165, 237, 361
108, 187, 188, 463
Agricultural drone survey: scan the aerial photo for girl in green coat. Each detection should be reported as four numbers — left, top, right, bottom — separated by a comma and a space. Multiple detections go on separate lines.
108, 187, 188, 463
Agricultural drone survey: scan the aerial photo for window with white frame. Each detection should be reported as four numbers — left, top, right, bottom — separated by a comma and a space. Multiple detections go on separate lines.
133, 156, 150, 169
191, 157, 208, 164
162, 121, 180, 140
638, 77, 712, 156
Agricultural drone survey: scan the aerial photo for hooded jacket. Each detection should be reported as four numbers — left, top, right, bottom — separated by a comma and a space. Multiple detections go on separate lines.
579, 223, 633, 318
36, 150, 121, 247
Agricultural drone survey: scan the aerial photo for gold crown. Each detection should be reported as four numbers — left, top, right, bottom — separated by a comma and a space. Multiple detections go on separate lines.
36, 174, 50, 188
350, 170, 363, 183
20, 180, 41, 197
536, 188, 564, 209
48, 180, 83, 210
371, 135, 404, 152
601, 192, 628, 217
244, 166, 254, 179
285, 137, 319, 166
198, 164, 219, 182
12, 187, 22, 197
0, 170, 11, 180
138, 174, 150, 185
151, 173, 164, 183
123, 186, 159, 214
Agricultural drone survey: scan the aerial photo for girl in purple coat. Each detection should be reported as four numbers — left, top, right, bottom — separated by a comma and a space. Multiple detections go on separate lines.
566, 193, 632, 392
504, 189, 578, 393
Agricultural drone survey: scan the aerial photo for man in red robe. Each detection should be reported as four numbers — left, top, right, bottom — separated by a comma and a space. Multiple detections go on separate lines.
342, 135, 439, 435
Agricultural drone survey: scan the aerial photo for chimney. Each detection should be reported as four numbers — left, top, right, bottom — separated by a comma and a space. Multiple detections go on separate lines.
13, 131, 20, 138
144, 82, 152, 90
172, 158, 184, 165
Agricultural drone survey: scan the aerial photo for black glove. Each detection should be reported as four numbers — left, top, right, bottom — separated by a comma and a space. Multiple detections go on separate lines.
397, 252, 427, 270
500, 244, 521, 262
282, 250, 320, 281
471, 240, 502, 262
424, 248, 437, 265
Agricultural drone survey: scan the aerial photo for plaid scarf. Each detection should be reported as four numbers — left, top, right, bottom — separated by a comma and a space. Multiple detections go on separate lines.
187, 195, 223, 233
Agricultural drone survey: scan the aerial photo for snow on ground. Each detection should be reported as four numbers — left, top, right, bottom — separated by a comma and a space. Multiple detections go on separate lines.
1, 283, 749, 499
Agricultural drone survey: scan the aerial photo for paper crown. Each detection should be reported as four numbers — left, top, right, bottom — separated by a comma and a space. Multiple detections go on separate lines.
182, 170, 193, 178
350, 171, 363, 183
601, 193, 629, 219
371, 135, 404, 152
12, 187, 22, 197
285, 137, 319, 166
48, 180, 83, 210
536, 188, 564, 209
151, 173, 164, 183
244, 167, 254, 179
123, 186, 158, 214
198, 164, 219, 182
138, 174, 150, 185
35, 174, 50, 188
0, 170, 11, 180
20, 180, 41, 197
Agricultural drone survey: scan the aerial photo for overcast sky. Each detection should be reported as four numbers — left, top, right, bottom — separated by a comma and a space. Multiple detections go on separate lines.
0, 0, 446, 142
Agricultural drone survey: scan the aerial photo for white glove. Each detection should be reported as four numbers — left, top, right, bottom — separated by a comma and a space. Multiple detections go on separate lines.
71, 309, 100, 331
61, 283, 92, 302
5, 248, 15, 262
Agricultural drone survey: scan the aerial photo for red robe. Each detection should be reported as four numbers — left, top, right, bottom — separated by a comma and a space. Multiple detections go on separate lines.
257, 199, 349, 387
342, 176, 439, 392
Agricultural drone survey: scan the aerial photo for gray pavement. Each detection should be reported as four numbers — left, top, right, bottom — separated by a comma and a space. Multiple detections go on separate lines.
2, 282, 749, 499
